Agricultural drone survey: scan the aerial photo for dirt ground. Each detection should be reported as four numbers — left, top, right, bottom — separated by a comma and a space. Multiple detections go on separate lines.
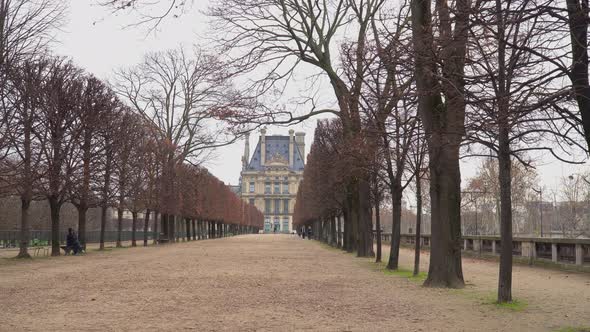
0, 235, 588, 331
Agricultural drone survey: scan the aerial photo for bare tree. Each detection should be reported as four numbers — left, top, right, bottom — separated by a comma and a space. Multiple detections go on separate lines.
112, 109, 145, 247
98, 0, 189, 32
97, 100, 122, 250
0, 0, 65, 68
409, 0, 472, 288
560, 174, 589, 236
114, 47, 237, 240
3, 59, 48, 258
408, 124, 427, 276
207, 0, 393, 257
36, 59, 83, 256
69, 76, 115, 250
466, 0, 586, 302
356, 3, 418, 269
0, 0, 64, 257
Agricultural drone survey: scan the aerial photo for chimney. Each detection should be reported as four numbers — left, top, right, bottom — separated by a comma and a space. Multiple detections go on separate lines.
288, 129, 294, 167
242, 132, 250, 170
295, 132, 305, 163
260, 128, 266, 166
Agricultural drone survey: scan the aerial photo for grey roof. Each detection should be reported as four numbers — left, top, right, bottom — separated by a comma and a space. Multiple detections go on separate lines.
229, 185, 241, 195
247, 135, 304, 171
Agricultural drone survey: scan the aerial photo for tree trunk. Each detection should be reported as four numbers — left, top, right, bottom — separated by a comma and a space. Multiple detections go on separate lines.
375, 200, 382, 263
496, 0, 512, 302
18, 109, 32, 259
77, 205, 87, 250
423, 141, 464, 287
116, 207, 123, 248
99, 141, 112, 251
17, 198, 31, 258
387, 185, 403, 270
143, 209, 151, 246
185, 218, 191, 241
79, 128, 92, 251
497, 134, 513, 302
566, 0, 590, 150
192, 219, 196, 240
170, 215, 176, 242
153, 211, 160, 244
131, 211, 137, 247
414, 176, 423, 276
100, 205, 107, 250
197, 220, 201, 240
160, 213, 168, 242
49, 196, 61, 256
336, 215, 341, 248
180, 217, 185, 241
343, 205, 352, 252
356, 178, 373, 257
410, 0, 467, 288
330, 216, 337, 247
361, 180, 374, 257
164, 214, 171, 242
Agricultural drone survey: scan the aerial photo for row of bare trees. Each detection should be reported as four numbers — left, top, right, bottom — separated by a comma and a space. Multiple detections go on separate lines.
0, 55, 263, 257
272, 0, 588, 305
105, 0, 590, 304
0, 0, 263, 258
464, 159, 590, 238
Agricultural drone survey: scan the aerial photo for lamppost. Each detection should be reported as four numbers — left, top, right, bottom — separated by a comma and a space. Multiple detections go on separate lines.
532, 187, 543, 237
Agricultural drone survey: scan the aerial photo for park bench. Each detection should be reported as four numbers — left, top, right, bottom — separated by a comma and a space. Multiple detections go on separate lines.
60, 245, 86, 255
60, 245, 73, 255
31, 246, 49, 256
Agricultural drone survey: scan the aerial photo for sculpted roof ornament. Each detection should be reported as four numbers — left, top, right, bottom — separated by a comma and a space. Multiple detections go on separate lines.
268, 151, 288, 165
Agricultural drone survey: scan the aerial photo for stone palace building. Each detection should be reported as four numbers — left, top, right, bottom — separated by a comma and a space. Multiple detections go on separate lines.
239, 129, 305, 233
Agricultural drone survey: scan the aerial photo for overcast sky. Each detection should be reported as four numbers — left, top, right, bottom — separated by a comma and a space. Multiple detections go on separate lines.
54, 0, 588, 201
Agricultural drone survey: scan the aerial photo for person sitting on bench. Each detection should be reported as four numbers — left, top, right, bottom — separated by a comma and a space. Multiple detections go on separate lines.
66, 228, 82, 255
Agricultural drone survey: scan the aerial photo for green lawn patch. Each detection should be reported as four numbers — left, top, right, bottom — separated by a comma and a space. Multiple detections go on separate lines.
380, 265, 427, 282
492, 298, 527, 311
319, 242, 344, 252
91, 247, 112, 252
555, 327, 590, 332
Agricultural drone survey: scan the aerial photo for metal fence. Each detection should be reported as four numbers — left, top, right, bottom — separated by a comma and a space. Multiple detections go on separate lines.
0, 230, 163, 248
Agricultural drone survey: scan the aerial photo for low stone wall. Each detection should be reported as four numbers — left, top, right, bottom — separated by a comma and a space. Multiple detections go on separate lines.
386, 233, 590, 267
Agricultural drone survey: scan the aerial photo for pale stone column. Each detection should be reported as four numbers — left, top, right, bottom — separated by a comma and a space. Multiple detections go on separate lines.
473, 239, 481, 252
552, 243, 558, 263
492, 240, 496, 254
575, 244, 583, 266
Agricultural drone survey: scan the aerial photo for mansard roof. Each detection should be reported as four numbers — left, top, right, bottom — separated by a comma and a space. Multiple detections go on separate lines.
247, 135, 305, 172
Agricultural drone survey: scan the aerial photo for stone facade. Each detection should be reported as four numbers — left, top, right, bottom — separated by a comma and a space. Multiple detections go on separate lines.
239, 129, 305, 233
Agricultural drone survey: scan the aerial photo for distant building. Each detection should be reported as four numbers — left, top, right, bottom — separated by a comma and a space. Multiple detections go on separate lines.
228, 185, 241, 195
239, 128, 305, 233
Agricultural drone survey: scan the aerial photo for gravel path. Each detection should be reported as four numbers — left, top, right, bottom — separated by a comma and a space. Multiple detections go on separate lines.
0, 234, 588, 331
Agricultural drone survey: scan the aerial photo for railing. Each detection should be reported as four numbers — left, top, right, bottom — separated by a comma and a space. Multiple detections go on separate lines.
375, 232, 590, 267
